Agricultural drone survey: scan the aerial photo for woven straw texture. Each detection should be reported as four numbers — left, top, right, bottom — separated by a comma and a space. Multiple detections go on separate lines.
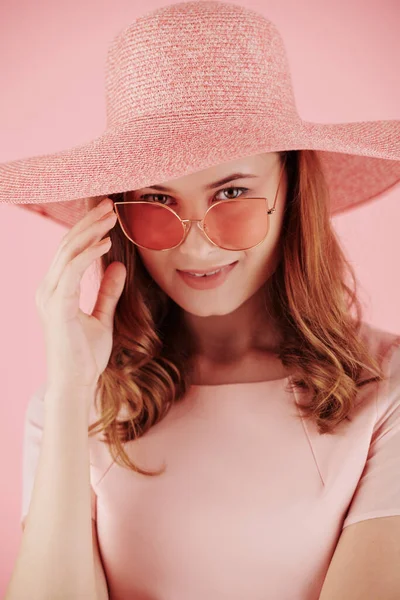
1, 0, 399, 229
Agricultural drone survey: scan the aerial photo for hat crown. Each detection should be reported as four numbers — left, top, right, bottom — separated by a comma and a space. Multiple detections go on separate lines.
105, 0, 299, 128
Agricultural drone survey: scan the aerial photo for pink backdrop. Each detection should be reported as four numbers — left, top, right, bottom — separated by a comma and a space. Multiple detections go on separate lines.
0, 0, 399, 594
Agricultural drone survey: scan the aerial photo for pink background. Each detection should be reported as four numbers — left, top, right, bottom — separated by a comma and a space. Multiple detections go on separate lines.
0, 0, 399, 593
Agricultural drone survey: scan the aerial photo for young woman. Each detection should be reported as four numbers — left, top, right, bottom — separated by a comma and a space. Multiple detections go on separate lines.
3, 2, 400, 599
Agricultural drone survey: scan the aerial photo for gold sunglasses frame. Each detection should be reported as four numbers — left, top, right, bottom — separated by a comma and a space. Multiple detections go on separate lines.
112, 156, 286, 252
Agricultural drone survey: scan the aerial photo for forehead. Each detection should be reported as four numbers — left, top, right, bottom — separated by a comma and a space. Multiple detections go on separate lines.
142, 151, 279, 190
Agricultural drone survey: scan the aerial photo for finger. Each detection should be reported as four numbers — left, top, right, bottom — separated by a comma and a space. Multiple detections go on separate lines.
46, 196, 114, 274
91, 262, 127, 329
40, 206, 117, 301
63, 196, 114, 246
50, 236, 113, 322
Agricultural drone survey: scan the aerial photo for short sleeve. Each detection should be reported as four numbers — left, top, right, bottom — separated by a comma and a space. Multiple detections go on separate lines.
342, 338, 400, 529
20, 382, 98, 527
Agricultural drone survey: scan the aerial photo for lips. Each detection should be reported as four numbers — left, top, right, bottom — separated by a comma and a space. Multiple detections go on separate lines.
177, 261, 238, 289
178, 261, 237, 275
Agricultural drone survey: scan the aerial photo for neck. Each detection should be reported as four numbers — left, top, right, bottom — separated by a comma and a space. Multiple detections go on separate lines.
181, 286, 282, 364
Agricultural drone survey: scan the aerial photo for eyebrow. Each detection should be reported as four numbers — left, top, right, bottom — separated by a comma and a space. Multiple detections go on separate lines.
143, 173, 261, 193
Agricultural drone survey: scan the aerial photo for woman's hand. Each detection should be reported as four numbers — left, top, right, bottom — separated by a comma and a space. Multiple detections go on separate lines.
35, 197, 126, 406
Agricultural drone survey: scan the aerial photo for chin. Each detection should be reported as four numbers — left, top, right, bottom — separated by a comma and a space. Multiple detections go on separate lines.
183, 306, 236, 318
168, 293, 245, 318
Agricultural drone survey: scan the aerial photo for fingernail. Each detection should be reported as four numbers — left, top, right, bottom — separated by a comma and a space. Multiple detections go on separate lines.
99, 197, 111, 209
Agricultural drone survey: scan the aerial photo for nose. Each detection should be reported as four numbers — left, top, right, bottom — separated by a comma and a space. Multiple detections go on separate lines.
177, 219, 216, 258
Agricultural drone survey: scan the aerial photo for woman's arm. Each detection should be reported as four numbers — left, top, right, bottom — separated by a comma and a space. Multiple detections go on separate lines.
5, 385, 100, 600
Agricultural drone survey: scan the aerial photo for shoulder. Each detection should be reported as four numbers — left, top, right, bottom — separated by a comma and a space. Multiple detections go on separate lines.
357, 320, 400, 370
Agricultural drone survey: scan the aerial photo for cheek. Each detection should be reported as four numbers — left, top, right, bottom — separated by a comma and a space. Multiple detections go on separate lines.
137, 249, 171, 286
248, 245, 278, 280
246, 226, 284, 281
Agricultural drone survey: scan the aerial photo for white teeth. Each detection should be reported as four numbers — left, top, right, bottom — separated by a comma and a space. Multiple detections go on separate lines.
188, 268, 222, 277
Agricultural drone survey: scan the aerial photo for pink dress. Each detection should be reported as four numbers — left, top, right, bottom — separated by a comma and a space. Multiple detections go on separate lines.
21, 321, 400, 600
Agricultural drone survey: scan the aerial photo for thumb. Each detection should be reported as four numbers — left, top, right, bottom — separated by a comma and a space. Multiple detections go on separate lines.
92, 261, 127, 329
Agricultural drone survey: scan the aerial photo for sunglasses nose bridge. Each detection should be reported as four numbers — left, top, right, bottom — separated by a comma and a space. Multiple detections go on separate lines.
181, 218, 207, 241
195, 219, 205, 233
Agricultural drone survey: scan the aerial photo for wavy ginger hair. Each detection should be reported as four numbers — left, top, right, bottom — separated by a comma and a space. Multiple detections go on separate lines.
86, 150, 387, 477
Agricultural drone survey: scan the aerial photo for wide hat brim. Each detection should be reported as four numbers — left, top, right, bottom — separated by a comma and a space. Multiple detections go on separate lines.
1, 112, 400, 229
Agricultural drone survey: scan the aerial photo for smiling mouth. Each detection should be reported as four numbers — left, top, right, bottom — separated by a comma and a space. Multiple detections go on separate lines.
177, 261, 238, 276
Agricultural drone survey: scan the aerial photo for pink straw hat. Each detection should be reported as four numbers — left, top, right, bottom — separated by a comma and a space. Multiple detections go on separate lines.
1, 0, 399, 229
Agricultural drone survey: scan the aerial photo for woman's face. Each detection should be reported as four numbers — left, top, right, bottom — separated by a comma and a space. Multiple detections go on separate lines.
132, 152, 288, 317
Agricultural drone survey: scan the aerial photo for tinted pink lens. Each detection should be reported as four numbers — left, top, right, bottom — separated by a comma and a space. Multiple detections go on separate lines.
116, 202, 184, 250
204, 198, 269, 250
